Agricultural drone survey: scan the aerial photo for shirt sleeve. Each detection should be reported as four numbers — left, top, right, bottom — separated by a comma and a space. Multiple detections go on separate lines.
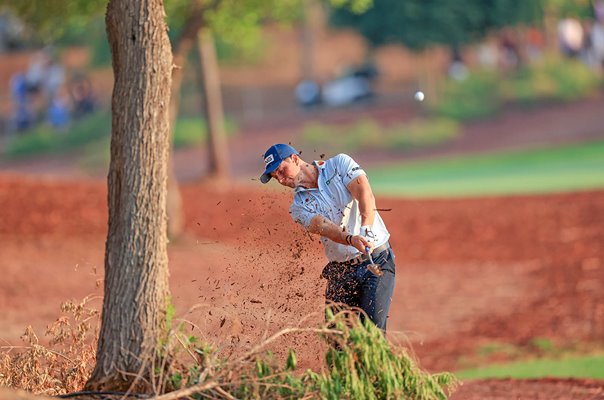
290, 202, 314, 229
335, 153, 366, 187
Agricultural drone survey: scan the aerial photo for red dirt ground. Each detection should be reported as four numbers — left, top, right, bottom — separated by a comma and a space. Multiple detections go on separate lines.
1, 90, 604, 398
1, 172, 603, 399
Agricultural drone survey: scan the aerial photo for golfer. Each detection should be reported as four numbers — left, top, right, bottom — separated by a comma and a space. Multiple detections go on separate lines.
260, 144, 396, 331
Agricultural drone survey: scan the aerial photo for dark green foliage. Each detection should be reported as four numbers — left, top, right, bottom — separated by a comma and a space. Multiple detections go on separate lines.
0, 0, 106, 42
329, 0, 544, 50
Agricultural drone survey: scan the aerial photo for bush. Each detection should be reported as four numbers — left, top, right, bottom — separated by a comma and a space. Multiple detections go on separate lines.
502, 57, 602, 104
385, 118, 460, 150
301, 118, 460, 154
0, 298, 98, 396
432, 72, 501, 121
165, 309, 458, 399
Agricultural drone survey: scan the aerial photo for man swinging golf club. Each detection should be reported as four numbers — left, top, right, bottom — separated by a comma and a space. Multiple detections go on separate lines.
259, 144, 396, 331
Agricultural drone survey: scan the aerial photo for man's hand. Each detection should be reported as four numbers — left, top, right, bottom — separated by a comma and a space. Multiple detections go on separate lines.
350, 235, 372, 254
360, 225, 378, 247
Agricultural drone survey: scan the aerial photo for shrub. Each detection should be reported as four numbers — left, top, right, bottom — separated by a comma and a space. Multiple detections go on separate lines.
301, 118, 459, 154
161, 309, 457, 399
432, 72, 501, 121
502, 57, 602, 104
385, 118, 460, 150
0, 297, 99, 396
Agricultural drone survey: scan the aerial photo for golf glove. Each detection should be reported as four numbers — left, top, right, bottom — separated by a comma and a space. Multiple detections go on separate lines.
360, 225, 378, 247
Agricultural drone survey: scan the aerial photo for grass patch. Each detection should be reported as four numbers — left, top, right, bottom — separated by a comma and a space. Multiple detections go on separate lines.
4, 112, 111, 158
367, 139, 604, 197
173, 116, 238, 149
302, 117, 460, 154
456, 353, 604, 380
3, 113, 238, 159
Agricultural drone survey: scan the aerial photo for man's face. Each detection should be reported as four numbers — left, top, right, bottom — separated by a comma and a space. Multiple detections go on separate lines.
270, 156, 300, 188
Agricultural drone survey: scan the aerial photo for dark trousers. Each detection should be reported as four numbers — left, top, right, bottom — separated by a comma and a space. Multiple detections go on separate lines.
322, 247, 396, 331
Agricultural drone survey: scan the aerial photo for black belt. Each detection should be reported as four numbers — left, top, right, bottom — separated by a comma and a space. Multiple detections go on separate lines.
341, 243, 390, 266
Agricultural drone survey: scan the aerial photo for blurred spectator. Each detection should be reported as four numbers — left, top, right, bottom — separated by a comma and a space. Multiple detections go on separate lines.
43, 52, 66, 102
558, 18, 584, 58
525, 27, 545, 61
590, 21, 604, 71
447, 46, 469, 81
476, 40, 499, 70
9, 72, 33, 132
47, 94, 70, 131
499, 28, 521, 71
68, 72, 96, 118
25, 49, 50, 94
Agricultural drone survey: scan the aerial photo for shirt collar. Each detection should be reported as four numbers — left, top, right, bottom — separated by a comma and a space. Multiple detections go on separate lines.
295, 160, 325, 193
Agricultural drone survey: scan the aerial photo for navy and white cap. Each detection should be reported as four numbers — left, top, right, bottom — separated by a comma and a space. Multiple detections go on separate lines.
259, 144, 299, 184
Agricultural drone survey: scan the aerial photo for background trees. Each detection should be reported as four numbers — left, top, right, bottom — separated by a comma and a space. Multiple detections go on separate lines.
329, 0, 544, 51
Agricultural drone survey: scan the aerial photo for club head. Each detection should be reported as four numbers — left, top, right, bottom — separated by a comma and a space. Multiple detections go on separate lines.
367, 263, 383, 277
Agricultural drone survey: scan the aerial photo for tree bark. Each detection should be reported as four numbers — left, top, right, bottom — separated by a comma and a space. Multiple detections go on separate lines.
86, 0, 172, 392
195, 29, 230, 181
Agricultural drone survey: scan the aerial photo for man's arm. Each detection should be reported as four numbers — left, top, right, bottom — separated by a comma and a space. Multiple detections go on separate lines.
307, 214, 371, 253
347, 174, 376, 227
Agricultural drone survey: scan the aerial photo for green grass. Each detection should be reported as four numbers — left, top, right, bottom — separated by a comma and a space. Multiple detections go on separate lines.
4, 113, 238, 159
4, 111, 111, 158
173, 116, 238, 148
367, 139, 604, 197
456, 353, 604, 380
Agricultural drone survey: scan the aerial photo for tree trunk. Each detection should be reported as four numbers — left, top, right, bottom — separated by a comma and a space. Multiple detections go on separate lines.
86, 0, 172, 392
195, 29, 230, 181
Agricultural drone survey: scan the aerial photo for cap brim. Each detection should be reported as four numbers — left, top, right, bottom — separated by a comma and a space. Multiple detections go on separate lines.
259, 161, 280, 184
260, 173, 272, 184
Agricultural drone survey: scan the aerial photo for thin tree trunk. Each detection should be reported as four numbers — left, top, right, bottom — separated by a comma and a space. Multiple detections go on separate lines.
195, 29, 230, 180
86, 0, 172, 392
164, 4, 205, 239
165, 1, 224, 236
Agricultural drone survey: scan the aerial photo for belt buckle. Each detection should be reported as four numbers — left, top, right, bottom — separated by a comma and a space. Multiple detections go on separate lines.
349, 254, 366, 266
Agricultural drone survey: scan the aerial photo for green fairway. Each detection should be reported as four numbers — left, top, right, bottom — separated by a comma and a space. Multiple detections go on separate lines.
456, 354, 604, 380
367, 140, 604, 197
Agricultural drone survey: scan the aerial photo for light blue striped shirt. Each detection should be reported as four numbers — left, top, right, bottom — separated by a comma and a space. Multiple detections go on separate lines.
290, 154, 390, 262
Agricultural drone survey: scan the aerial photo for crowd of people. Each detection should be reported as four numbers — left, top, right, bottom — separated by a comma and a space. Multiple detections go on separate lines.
8, 48, 95, 134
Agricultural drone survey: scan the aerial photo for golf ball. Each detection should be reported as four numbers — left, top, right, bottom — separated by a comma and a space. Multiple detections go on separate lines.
414, 91, 425, 102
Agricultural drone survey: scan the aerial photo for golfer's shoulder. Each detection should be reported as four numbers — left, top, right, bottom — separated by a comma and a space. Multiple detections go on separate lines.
328, 153, 353, 162
325, 153, 356, 168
